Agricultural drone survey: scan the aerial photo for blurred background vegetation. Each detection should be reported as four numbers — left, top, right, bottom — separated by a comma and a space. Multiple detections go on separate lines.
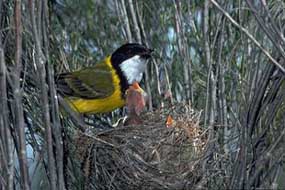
1, 0, 285, 189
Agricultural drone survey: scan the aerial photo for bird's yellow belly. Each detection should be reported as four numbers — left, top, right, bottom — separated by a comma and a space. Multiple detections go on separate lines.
68, 88, 125, 114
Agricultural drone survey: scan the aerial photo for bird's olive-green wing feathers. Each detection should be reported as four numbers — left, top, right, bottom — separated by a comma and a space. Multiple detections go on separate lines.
56, 63, 115, 99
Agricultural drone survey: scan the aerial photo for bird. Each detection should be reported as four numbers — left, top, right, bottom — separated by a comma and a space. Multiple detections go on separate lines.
56, 43, 153, 114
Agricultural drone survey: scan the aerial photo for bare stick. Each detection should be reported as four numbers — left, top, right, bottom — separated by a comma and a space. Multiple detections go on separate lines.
28, 0, 57, 189
14, 0, 30, 189
118, 0, 132, 42
43, 0, 66, 188
0, 47, 15, 190
173, 0, 193, 104
210, 0, 285, 73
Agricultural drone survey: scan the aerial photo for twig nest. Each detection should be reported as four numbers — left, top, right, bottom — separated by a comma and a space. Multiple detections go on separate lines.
72, 103, 207, 190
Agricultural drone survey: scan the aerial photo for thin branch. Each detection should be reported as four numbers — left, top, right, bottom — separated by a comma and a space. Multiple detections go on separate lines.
173, 0, 193, 104
0, 47, 14, 190
43, 0, 66, 188
245, 0, 285, 60
28, 0, 57, 189
14, 0, 30, 189
203, 1, 210, 128
48, 66, 66, 190
202, 0, 216, 171
127, 0, 141, 42
210, 0, 285, 74
118, 0, 132, 42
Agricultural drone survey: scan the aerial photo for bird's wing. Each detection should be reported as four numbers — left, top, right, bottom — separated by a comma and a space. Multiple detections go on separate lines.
56, 63, 115, 99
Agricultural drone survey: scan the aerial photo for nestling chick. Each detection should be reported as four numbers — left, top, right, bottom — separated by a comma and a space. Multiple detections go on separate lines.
124, 82, 147, 125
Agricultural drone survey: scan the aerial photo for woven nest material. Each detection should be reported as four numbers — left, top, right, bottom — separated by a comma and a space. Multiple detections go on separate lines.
71, 104, 206, 190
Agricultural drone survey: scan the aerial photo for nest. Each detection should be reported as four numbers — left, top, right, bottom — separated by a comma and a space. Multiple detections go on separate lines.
70, 103, 206, 190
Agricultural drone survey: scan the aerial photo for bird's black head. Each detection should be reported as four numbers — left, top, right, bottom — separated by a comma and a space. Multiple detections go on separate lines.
111, 43, 153, 66
111, 43, 153, 90
110, 43, 153, 93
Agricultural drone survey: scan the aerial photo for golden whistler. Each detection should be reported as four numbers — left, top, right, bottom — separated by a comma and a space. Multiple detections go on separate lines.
56, 43, 152, 114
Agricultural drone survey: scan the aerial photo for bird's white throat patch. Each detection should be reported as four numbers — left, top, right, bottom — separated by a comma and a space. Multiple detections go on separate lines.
119, 55, 147, 84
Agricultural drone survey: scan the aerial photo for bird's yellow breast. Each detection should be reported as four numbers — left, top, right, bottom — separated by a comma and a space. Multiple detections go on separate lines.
67, 57, 125, 114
